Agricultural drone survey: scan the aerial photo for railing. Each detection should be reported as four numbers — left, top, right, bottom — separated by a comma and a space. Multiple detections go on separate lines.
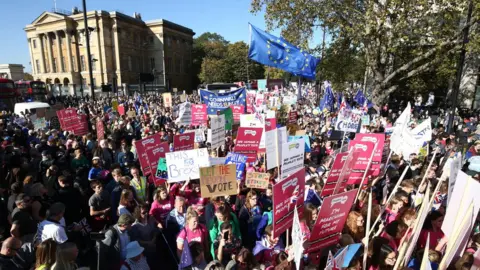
51, 8, 73, 16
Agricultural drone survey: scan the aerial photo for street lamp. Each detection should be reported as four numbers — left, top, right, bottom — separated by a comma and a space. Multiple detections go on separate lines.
82, 0, 95, 100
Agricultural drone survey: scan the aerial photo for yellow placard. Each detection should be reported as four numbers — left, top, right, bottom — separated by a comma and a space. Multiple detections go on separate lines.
200, 164, 237, 198
245, 172, 270, 189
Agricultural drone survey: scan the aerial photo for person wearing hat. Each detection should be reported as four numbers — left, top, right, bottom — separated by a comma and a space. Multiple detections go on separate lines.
120, 241, 150, 270
99, 214, 135, 270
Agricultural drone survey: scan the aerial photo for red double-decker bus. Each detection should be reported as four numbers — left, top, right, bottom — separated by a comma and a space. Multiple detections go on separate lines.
0, 78, 21, 110
15, 80, 48, 102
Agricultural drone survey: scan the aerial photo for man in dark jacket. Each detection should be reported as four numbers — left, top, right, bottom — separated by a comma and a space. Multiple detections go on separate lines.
0, 237, 24, 270
99, 214, 134, 270
53, 175, 85, 225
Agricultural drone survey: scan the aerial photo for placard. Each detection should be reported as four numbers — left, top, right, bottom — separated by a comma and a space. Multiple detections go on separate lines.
265, 118, 277, 132
308, 189, 358, 253
321, 152, 348, 197
134, 134, 163, 176
189, 129, 205, 143
56, 108, 88, 135
162, 93, 172, 108
272, 168, 305, 238
246, 172, 270, 189
355, 134, 385, 176
336, 108, 363, 132
146, 141, 170, 178
176, 102, 192, 126
265, 129, 279, 170
234, 127, 263, 162
118, 104, 125, 115
240, 114, 266, 150
127, 110, 136, 118
333, 149, 360, 195
112, 100, 119, 112
166, 148, 210, 182
288, 111, 298, 125
33, 117, 47, 130
96, 120, 105, 141
280, 138, 305, 180
225, 152, 248, 180
155, 158, 168, 186
210, 115, 225, 149
191, 104, 207, 126
230, 105, 244, 123
347, 140, 375, 185
200, 164, 237, 198
173, 133, 194, 152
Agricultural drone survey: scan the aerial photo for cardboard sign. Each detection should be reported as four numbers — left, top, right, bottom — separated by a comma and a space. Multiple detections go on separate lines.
288, 111, 298, 125
96, 120, 105, 140
192, 104, 208, 126
176, 102, 192, 126
355, 134, 385, 176
230, 105, 244, 123
134, 134, 163, 176
280, 138, 305, 180
234, 127, 263, 162
272, 168, 305, 238
127, 110, 136, 118
347, 140, 375, 185
321, 152, 348, 197
333, 149, 360, 195
173, 133, 194, 152
336, 108, 363, 132
246, 172, 270, 189
210, 115, 226, 149
166, 148, 210, 182
162, 93, 172, 108
200, 164, 237, 198
225, 152, 248, 180
308, 189, 358, 253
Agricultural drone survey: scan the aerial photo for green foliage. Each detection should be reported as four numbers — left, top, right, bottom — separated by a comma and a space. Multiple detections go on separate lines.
24, 73, 34, 81
265, 67, 287, 79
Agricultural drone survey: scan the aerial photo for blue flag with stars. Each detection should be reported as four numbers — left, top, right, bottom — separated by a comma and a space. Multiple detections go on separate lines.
200, 88, 246, 115
248, 24, 319, 79
319, 82, 335, 112
178, 239, 193, 269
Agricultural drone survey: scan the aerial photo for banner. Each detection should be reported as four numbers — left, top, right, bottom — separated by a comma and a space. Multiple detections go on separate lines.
335, 108, 363, 132
200, 164, 237, 198
308, 189, 357, 253
246, 172, 270, 189
56, 109, 88, 135
272, 168, 305, 238
200, 88, 246, 114
134, 134, 163, 176
333, 149, 360, 195
175, 102, 192, 126
162, 93, 172, 108
321, 152, 348, 197
347, 140, 375, 185
288, 111, 298, 125
209, 115, 226, 149
221, 107, 234, 131
355, 134, 385, 176
234, 127, 263, 162
240, 114, 266, 150
173, 133, 194, 152
192, 104, 208, 126
390, 103, 412, 153
166, 148, 210, 182
96, 121, 105, 141
280, 138, 305, 180
225, 153, 248, 180
230, 105, 244, 123
265, 118, 277, 132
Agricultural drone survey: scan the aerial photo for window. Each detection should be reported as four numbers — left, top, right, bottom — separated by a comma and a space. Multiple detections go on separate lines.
128, 56, 132, 71
33, 39, 37, 49
91, 54, 96, 71
72, 56, 76, 71
80, 55, 86, 71
150, 57, 155, 70
62, 57, 66, 72
35, 60, 40, 74
53, 58, 57, 73
166, 36, 171, 47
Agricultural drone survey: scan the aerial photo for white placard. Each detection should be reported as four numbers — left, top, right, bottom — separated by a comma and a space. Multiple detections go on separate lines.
277, 126, 287, 162
266, 129, 278, 170
175, 102, 192, 126
209, 115, 225, 149
166, 148, 210, 182
194, 129, 206, 143
280, 138, 305, 180
335, 108, 363, 132
292, 207, 304, 270
240, 114, 266, 149
448, 153, 462, 205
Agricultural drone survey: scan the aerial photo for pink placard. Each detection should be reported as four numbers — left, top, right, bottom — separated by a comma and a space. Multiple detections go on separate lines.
191, 104, 207, 126
230, 105, 244, 122
246, 92, 256, 113
355, 133, 385, 176
321, 152, 348, 197
146, 141, 170, 179
96, 121, 105, 141
308, 189, 358, 253
272, 168, 305, 238
265, 118, 277, 132
333, 149, 361, 194
347, 140, 375, 185
173, 133, 194, 152
134, 134, 163, 177
234, 127, 263, 162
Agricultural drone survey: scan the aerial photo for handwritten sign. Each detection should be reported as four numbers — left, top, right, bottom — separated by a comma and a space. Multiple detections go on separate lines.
246, 172, 270, 189
210, 114, 225, 149
200, 164, 237, 198
336, 108, 362, 132
166, 148, 210, 182
225, 153, 248, 180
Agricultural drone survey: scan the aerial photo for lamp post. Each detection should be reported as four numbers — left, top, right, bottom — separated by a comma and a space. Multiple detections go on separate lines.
82, 0, 95, 100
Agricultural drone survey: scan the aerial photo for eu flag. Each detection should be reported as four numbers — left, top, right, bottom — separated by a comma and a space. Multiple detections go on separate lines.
248, 24, 319, 79
320, 81, 335, 112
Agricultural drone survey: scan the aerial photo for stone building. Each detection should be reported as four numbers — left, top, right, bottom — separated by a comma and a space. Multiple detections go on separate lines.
0, 64, 25, 81
24, 8, 195, 95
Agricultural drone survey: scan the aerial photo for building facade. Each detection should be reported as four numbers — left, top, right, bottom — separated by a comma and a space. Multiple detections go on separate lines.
0, 64, 25, 81
24, 9, 194, 95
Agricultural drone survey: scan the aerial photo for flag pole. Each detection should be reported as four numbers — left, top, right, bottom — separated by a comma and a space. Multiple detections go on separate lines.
363, 191, 372, 270
354, 142, 378, 203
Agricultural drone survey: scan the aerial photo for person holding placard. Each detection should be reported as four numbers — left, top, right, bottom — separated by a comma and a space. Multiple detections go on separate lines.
238, 191, 263, 249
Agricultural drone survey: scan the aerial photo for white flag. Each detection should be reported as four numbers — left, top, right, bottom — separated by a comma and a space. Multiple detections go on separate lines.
411, 118, 432, 145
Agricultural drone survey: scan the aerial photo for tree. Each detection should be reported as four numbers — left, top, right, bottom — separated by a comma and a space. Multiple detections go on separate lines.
251, 0, 477, 104
199, 58, 229, 83
192, 32, 230, 86
24, 73, 34, 81
225, 41, 264, 82
264, 67, 287, 79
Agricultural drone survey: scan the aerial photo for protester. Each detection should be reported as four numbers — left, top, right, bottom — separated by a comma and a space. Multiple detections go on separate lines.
51, 242, 78, 270
34, 239, 57, 270
0, 237, 23, 270
120, 241, 150, 270
99, 213, 135, 269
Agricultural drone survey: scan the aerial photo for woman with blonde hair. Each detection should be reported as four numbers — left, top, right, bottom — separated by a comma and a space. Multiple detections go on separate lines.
51, 242, 78, 270
176, 207, 209, 259
344, 211, 365, 243
35, 239, 57, 270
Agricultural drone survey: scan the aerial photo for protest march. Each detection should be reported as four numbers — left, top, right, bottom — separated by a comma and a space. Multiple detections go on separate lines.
1, 21, 479, 270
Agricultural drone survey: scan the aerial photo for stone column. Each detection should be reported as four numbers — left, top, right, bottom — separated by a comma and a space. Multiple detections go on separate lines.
65, 30, 74, 72
27, 38, 36, 75
46, 33, 54, 73
37, 33, 46, 73
112, 21, 122, 84
55, 30, 64, 72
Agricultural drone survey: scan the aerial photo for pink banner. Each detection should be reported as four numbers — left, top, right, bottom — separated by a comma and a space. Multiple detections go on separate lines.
288, 111, 298, 125
255, 93, 264, 107
118, 104, 125, 116
173, 133, 194, 152
355, 133, 385, 176
347, 140, 375, 185
272, 168, 305, 238
265, 118, 277, 132
230, 105, 244, 122
191, 104, 207, 126
321, 152, 348, 197
56, 109, 89, 135
246, 92, 256, 113
333, 149, 361, 195
145, 141, 170, 179
134, 134, 163, 177
308, 189, 358, 253
96, 121, 105, 141
234, 127, 263, 162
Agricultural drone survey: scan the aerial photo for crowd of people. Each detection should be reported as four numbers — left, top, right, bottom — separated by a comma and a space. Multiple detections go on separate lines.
0, 88, 478, 270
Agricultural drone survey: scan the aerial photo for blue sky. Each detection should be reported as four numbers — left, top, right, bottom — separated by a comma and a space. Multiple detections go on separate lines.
0, 0, 325, 73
